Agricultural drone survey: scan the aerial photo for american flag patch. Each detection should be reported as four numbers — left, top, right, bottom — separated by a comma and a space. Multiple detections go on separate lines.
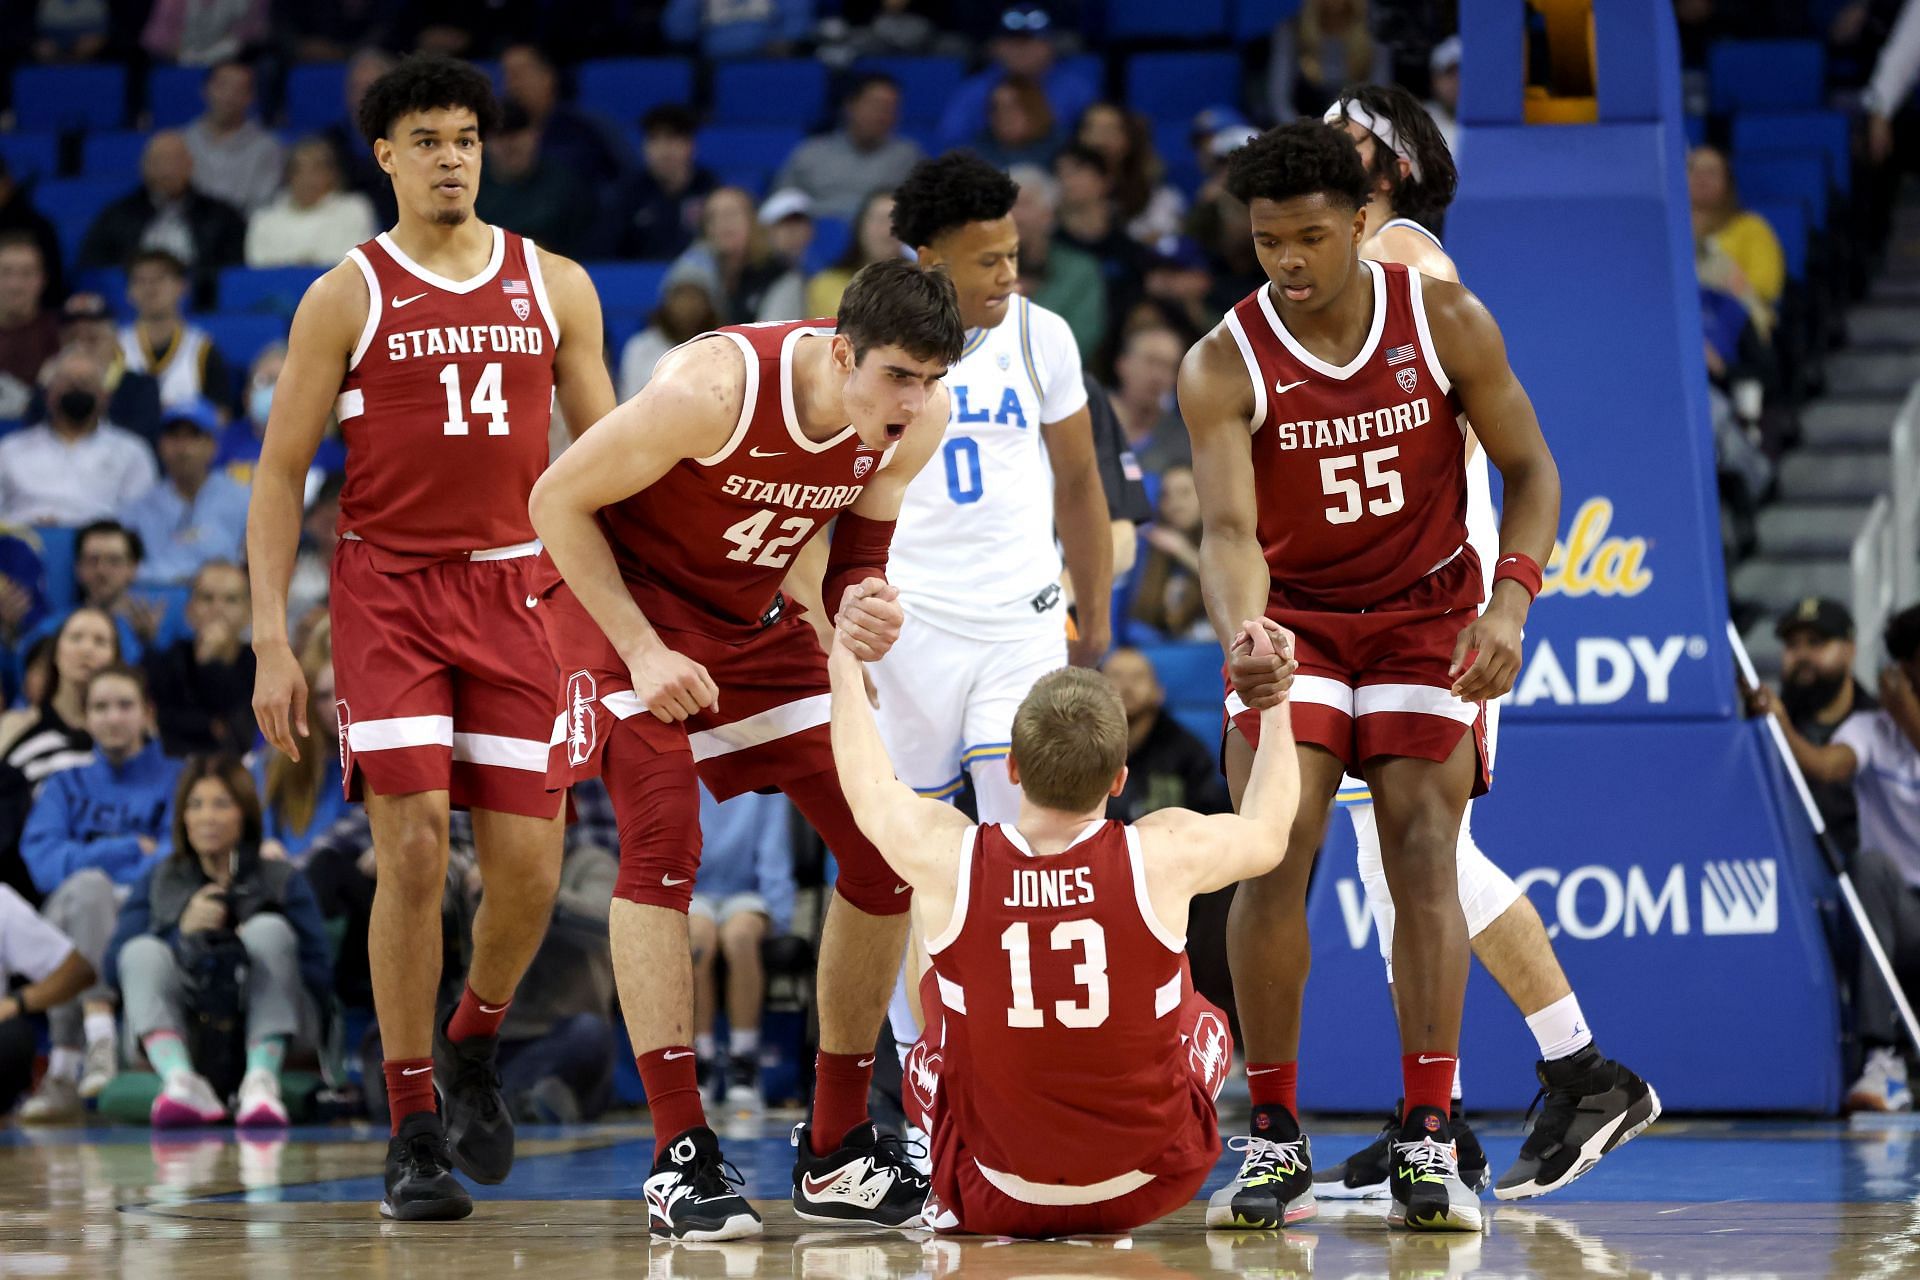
1385, 343, 1418, 366
1120, 450, 1143, 482
501, 279, 529, 295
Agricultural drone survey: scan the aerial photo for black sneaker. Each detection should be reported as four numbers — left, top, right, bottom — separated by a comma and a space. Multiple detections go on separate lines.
1313, 1103, 1397, 1201
724, 1055, 763, 1113
1452, 1109, 1490, 1194
1205, 1104, 1317, 1228
1386, 1106, 1482, 1232
790, 1121, 929, 1228
644, 1126, 762, 1240
434, 1011, 514, 1185
1494, 1045, 1661, 1200
381, 1111, 473, 1221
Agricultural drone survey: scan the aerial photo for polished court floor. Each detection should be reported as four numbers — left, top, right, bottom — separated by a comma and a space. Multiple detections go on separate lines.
3, 1112, 1917, 1278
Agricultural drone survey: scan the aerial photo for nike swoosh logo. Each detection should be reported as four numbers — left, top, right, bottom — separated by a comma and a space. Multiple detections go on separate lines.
749, 447, 785, 458
1417, 1055, 1455, 1065
662, 875, 689, 886
857, 1057, 875, 1069
524, 594, 538, 608
1246, 1067, 1285, 1076
478, 1003, 507, 1014
801, 1171, 844, 1198
1274, 379, 1309, 394
663, 1050, 694, 1061
892, 883, 910, 895
392, 292, 428, 308
402, 1065, 431, 1076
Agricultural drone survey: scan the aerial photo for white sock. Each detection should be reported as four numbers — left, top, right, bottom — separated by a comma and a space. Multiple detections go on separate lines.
1452, 1058, 1464, 1102
1525, 993, 1594, 1062
729, 1028, 759, 1059
47, 1047, 83, 1082
693, 1032, 715, 1063
84, 1011, 116, 1049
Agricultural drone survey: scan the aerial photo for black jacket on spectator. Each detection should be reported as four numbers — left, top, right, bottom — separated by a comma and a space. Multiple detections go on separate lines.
617, 165, 718, 262
1085, 376, 1153, 525
145, 640, 257, 757
1113, 711, 1228, 822
77, 189, 246, 310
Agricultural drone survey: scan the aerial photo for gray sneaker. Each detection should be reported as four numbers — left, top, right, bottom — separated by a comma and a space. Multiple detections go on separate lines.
18, 1073, 83, 1124
77, 1036, 119, 1099
1386, 1108, 1483, 1233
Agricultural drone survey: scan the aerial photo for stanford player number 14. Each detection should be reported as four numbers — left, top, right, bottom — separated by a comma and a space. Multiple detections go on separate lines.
439, 362, 511, 436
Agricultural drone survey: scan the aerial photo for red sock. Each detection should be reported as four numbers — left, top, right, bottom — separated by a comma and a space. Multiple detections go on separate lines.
1246, 1060, 1298, 1119
809, 1051, 875, 1155
1402, 1052, 1456, 1121
638, 1047, 707, 1159
446, 984, 511, 1042
383, 1057, 436, 1135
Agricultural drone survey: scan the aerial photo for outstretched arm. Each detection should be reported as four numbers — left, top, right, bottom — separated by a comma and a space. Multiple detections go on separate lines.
1426, 279, 1562, 702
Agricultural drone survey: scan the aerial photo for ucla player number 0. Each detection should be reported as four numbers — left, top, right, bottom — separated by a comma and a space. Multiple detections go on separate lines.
943, 436, 984, 505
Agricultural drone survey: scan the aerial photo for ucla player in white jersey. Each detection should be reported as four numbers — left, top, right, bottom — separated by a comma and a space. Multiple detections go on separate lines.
1310, 86, 1658, 1202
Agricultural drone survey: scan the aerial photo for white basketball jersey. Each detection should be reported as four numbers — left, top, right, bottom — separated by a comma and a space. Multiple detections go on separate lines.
890, 295, 1089, 639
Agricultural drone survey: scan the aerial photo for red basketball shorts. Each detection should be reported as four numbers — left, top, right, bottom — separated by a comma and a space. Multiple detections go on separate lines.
904, 968, 1229, 1237
330, 537, 563, 819
1226, 555, 1490, 795
537, 580, 908, 916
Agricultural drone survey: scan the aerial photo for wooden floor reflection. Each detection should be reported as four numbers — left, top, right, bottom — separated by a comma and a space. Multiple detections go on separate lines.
4, 1118, 1918, 1278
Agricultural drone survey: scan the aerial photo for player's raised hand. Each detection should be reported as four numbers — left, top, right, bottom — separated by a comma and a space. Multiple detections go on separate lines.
629, 645, 719, 723
1449, 607, 1524, 701
252, 640, 309, 761
837, 577, 904, 662
1229, 617, 1293, 709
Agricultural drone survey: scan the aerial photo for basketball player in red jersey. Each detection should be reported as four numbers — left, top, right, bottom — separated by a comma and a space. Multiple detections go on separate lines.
826, 618, 1300, 1237
246, 56, 615, 1221
526, 259, 963, 1240
1182, 122, 1562, 1233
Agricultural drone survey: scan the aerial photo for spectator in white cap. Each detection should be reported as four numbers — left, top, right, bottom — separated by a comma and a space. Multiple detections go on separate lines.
662, 187, 806, 325
759, 188, 816, 277
1426, 35, 1463, 152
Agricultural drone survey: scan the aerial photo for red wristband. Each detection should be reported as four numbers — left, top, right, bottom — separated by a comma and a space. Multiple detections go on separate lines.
1492, 552, 1544, 600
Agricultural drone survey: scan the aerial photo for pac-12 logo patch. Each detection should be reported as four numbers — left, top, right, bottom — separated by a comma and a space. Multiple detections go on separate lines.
1396, 367, 1419, 395
566, 671, 599, 767
511, 297, 531, 322
853, 455, 875, 479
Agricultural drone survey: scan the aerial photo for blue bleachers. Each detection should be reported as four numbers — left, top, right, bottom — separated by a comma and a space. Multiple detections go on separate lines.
282, 62, 347, 132
80, 130, 149, 180
70, 267, 128, 310
145, 64, 204, 128
13, 65, 127, 132
850, 56, 966, 131
1735, 151, 1830, 232
1747, 197, 1810, 282
1732, 110, 1852, 196
36, 178, 126, 265
583, 261, 669, 316
217, 264, 325, 314
1708, 39, 1825, 113
1154, 120, 1204, 196
38, 526, 76, 614
804, 216, 851, 276
710, 60, 829, 129
1232, 0, 1304, 40
1106, 0, 1229, 40
1124, 51, 1242, 125
198, 313, 288, 372
576, 58, 696, 125
696, 125, 806, 191
0, 134, 58, 182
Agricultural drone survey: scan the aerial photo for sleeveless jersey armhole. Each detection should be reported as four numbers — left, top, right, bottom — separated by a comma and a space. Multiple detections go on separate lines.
1404, 268, 1453, 399
925, 825, 979, 956
1221, 311, 1268, 434
691, 330, 761, 467
344, 247, 382, 373
522, 238, 561, 346
1124, 825, 1186, 954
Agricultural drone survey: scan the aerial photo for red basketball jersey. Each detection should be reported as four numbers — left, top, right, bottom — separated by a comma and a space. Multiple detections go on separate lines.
335, 226, 558, 556
1224, 261, 1478, 611
924, 820, 1222, 1193
590, 319, 890, 632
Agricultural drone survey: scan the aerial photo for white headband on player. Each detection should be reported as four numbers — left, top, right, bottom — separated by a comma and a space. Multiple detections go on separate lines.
1323, 99, 1424, 184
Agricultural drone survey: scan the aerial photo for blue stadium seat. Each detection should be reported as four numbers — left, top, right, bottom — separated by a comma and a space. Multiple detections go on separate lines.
12, 65, 128, 131
38, 526, 77, 613
1732, 110, 1852, 196
1154, 120, 1204, 196
715, 166, 773, 197
696, 125, 806, 183
605, 311, 645, 360
1734, 151, 1829, 232
71, 267, 128, 310
850, 56, 966, 129
576, 58, 696, 125
1708, 40, 1825, 114
711, 60, 829, 128
0, 134, 59, 182
1132, 641, 1222, 707
1125, 51, 1242, 125
1106, 0, 1228, 40
1232, 0, 1304, 40
1684, 114, 1707, 148
80, 130, 149, 180
198, 313, 288, 372
283, 62, 348, 132
36, 178, 126, 265
1746, 198, 1809, 282
146, 64, 204, 128
583, 261, 669, 316
804, 216, 851, 276
218, 265, 325, 314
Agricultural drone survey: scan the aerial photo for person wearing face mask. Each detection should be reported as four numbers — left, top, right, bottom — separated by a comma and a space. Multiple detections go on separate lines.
122, 401, 251, 588
0, 346, 157, 527
52, 294, 162, 446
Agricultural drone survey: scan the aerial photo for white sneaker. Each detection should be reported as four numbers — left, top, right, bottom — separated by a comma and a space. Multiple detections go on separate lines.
17, 1073, 83, 1124
1847, 1047, 1913, 1113
77, 1036, 119, 1099
235, 1068, 289, 1128
150, 1071, 227, 1128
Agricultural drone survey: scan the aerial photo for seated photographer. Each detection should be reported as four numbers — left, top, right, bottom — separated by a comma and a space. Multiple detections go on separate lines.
105, 756, 331, 1130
